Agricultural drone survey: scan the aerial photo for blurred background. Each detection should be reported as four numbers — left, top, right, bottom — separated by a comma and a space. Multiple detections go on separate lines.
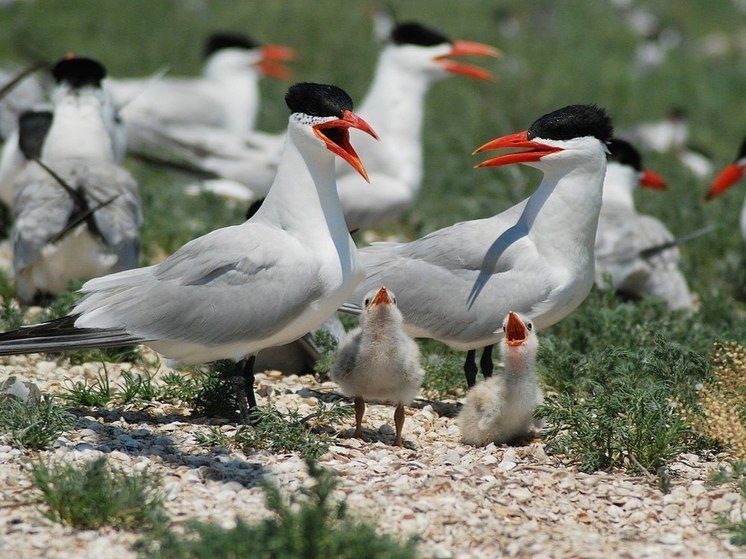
0, 0, 744, 306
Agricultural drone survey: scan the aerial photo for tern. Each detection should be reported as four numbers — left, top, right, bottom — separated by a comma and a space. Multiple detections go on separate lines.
111, 32, 295, 145
331, 286, 424, 447
10, 57, 141, 304
457, 311, 542, 446
595, 138, 695, 311
166, 22, 499, 230
345, 104, 613, 387
0, 82, 378, 422
706, 137, 746, 243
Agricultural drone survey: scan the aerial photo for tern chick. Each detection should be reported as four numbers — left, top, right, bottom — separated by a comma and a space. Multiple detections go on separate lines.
331, 286, 424, 447
457, 311, 542, 446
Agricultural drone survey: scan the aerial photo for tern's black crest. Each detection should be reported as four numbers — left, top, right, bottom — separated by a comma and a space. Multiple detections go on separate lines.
527, 104, 613, 143
51, 57, 106, 88
607, 138, 643, 171
204, 32, 259, 58
285, 83, 352, 118
391, 22, 450, 46
18, 109, 53, 160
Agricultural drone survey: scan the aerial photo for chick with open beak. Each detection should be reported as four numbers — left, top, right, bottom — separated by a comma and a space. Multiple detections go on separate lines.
457, 312, 544, 446
331, 286, 424, 447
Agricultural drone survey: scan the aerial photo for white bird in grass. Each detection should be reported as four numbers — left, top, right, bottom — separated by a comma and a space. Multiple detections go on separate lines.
0, 82, 378, 423
344, 104, 613, 388
111, 32, 295, 147
457, 311, 542, 446
706, 137, 746, 243
10, 57, 141, 304
595, 138, 695, 311
171, 21, 500, 229
331, 286, 424, 447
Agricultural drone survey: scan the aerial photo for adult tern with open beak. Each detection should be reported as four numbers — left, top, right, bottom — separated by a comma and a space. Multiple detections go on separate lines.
0, 82, 377, 422
346, 104, 612, 387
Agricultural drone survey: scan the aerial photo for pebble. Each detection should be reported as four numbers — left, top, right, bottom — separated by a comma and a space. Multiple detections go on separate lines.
710, 498, 731, 513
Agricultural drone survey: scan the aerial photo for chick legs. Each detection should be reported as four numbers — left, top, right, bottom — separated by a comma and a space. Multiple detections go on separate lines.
394, 403, 405, 447
354, 396, 366, 439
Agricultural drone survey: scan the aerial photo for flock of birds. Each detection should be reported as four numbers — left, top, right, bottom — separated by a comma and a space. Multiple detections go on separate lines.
0, 16, 743, 448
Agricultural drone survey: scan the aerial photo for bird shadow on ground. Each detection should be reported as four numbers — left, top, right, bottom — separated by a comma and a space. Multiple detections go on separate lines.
67, 408, 269, 489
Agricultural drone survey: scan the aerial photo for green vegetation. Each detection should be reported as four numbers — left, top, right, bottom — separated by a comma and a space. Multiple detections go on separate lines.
0, 395, 74, 450
710, 461, 746, 546
31, 457, 164, 529
135, 460, 417, 559
196, 402, 353, 460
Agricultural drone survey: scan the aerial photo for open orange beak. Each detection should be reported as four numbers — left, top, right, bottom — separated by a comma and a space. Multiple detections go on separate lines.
640, 169, 667, 190
434, 40, 501, 81
473, 130, 563, 168
256, 44, 297, 80
707, 163, 744, 200
369, 286, 394, 307
505, 311, 528, 347
313, 110, 378, 182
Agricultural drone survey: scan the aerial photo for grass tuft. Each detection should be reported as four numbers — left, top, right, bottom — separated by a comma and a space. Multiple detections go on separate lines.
0, 395, 74, 450
135, 460, 417, 559
31, 457, 164, 530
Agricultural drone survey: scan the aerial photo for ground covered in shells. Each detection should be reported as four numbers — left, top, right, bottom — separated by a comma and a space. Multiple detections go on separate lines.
0, 352, 744, 559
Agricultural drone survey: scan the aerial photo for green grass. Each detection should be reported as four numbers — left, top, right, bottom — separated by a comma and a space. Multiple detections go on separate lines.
0, 394, 74, 449
195, 402, 354, 460
135, 460, 417, 559
31, 457, 164, 529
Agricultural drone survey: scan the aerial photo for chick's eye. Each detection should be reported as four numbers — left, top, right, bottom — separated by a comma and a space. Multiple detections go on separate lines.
527, 322, 533, 331
502, 325, 506, 332
364, 298, 371, 307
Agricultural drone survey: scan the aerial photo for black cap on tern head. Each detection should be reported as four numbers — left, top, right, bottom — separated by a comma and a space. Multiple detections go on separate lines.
736, 136, 746, 161
607, 138, 643, 171
285, 82, 353, 118
204, 32, 259, 58
391, 22, 450, 46
527, 104, 613, 143
51, 57, 106, 88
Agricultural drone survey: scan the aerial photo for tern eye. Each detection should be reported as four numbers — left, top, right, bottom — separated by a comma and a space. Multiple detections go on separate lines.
502, 325, 506, 332
527, 321, 533, 331
392, 296, 397, 305
364, 297, 371, 308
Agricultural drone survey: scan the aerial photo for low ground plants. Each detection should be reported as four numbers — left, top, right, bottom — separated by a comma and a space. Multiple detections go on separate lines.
30, 457, 164, 530
135, 460, 417, 559
0, 395, 74, 449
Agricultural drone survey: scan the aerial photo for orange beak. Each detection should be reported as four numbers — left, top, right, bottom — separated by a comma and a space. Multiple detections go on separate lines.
369, 286, 394, 307
313, 110, 379, 182
473, 130, 563, 168
640, 169, 667, 190
256, 44, 297, 80
505, 311, 528, 347
434, 40, 501, 81
706, 163, 744, 200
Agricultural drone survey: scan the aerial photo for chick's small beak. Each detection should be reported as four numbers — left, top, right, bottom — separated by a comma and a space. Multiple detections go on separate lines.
505, 311, 528, 347
256, 44, 297, 80
369, 286, 393, 307
313, 110, 378, 182
706, 163, 744, 200
473, 130, 563, 168
435, 40, 501, 81
640, 169, 667, 190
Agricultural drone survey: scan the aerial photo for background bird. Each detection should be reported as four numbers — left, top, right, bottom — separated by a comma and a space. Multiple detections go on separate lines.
345, 104, 613, 388
331, 286, 424, 447
10, 56, 140, 304
594, 138, 695, 311
706, 136, 746, 243
0, 82, 377, 423
457, 311, 542, 446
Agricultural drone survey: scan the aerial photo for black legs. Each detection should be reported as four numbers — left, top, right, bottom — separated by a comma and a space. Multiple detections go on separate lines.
463, 345, 495, 388
233, 355, 257, 423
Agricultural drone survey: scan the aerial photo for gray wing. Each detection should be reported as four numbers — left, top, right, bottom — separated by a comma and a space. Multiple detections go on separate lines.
11, 159, 141, 271
74, 223, 325, 345
352, 210, 560, 344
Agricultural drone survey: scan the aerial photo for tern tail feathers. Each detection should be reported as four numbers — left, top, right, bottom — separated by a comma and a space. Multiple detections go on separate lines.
0, 315, 142, 355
